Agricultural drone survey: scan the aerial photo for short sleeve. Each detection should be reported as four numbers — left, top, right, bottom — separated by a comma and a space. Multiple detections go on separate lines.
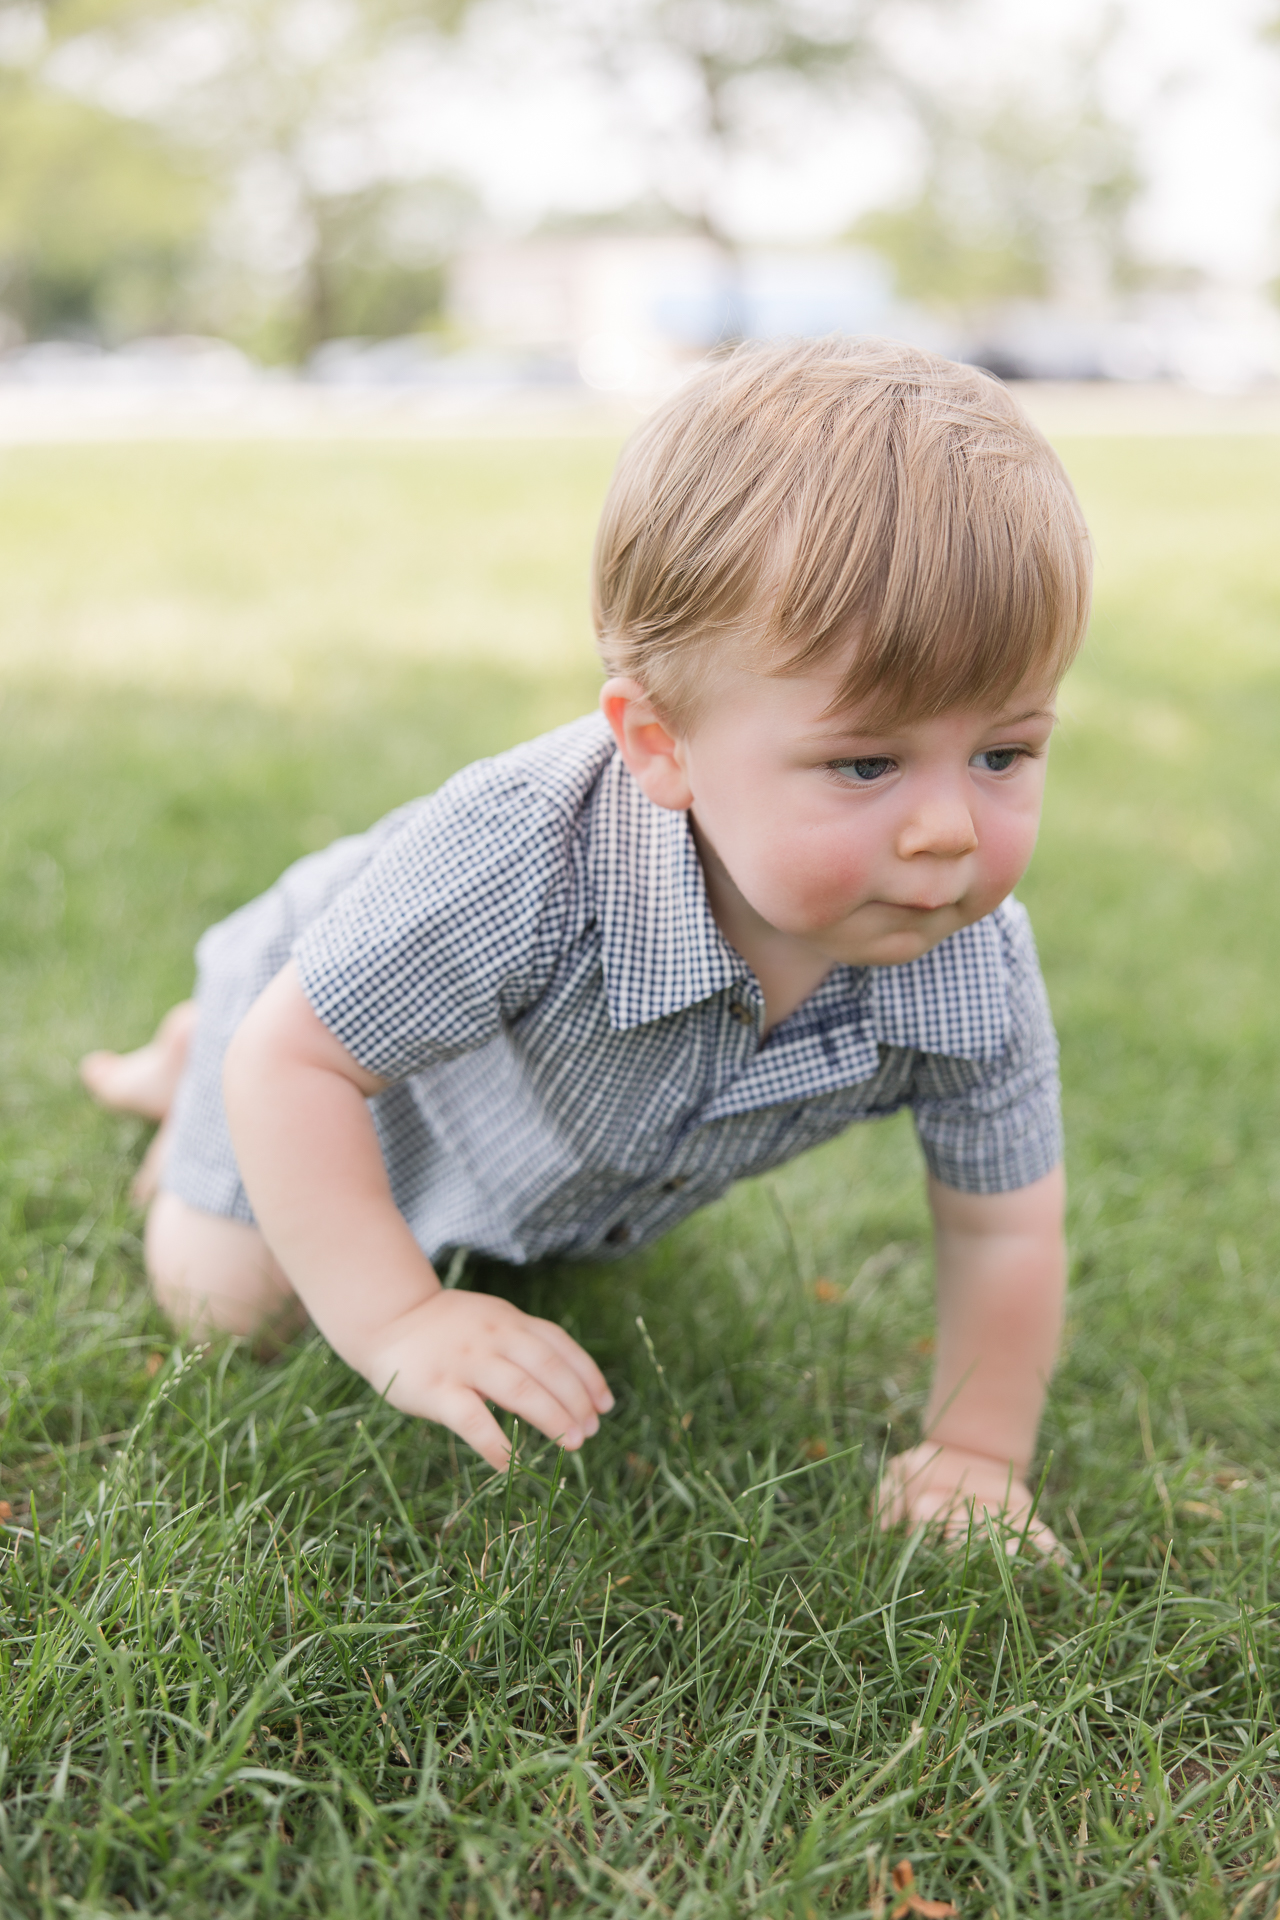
293, 762, 573, 1081
910, 900, 1063, 1193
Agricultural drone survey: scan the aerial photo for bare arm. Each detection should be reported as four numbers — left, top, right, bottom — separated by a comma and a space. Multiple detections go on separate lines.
880, 1164, 1066, 1545
223, 961, 613, 1468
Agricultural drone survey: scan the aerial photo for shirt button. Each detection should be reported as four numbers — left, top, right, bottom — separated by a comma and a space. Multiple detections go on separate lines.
728, 999, 753, 1025
662, 1176, 687, 1193
604, 1221, 631, 1245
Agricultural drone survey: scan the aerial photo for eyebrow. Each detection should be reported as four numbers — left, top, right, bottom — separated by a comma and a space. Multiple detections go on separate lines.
801, 706, 1058, 743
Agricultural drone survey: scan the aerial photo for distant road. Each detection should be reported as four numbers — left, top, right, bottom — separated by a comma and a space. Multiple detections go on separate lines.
0, 381, 638, 443
2, 378, 1280, 443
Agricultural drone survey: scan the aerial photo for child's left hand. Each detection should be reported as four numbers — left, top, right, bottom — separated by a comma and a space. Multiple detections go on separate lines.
878, 1441, 1061, 1558
884, 1168, 1067, 1560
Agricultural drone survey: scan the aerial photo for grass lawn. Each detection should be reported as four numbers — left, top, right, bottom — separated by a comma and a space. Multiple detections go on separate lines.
1, 430, 1279, 1918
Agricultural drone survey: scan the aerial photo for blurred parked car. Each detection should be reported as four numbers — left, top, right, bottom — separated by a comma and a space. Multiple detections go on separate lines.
0, 336, 260, 387
306, 335, 578, 392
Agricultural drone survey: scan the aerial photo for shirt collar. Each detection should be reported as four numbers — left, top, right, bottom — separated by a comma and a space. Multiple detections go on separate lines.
588, 749, 744, 1030
868, 912, 1010, 1062
587, 741, 1011, 1062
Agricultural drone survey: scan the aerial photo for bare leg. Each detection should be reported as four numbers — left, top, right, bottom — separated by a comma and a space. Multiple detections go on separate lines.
146, 1193, 307, 1353
83, 1002, 306, 1351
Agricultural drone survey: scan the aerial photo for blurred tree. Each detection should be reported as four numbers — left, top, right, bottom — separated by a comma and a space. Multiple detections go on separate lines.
852, 30, 1144, 317
289, 174, 479, 345
531, 0, 892, 339
137, 0, 482, 357
4, 0, 479, 355
0, 7, 212, 340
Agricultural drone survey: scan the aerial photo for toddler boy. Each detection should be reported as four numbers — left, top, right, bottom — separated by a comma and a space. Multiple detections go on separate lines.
84, 337, 1090, 1543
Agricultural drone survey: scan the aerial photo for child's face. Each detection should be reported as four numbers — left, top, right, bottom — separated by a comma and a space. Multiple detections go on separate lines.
670, 648, 1057, 969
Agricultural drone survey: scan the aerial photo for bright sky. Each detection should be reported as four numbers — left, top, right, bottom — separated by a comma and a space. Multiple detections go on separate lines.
382, 0, 1280, 287
1117, 0, 1278, 282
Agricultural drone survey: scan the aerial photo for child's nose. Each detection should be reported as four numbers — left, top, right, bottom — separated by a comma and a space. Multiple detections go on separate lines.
895, 799, 979, 861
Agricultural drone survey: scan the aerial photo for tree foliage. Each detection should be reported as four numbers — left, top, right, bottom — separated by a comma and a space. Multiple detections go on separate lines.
133, 0, 481, 355
0, 7, 212, 340
1, 0, 480, 354
852, 30, 1145, 316
533, 0, 889, 251
0, 0, 1158, 353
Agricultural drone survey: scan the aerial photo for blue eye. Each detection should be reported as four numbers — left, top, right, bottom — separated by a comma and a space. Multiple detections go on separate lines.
830, 756, 895, 783
972, 747, 1021, 773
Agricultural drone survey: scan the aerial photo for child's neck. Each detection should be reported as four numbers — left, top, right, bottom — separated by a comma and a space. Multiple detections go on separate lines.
691, 819, 834, 1034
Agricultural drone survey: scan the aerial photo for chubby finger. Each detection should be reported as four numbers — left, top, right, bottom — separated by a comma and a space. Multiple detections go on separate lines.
479, 1357, 591, 1451
500, 1329, 602, 1435
878, 1482, 955, 1532
526, 1315, 614, 1410
1021, 1519, 1066, 1562
432, 1385, 513, 1473
874, 1457, 932, 1528
966, 1504, 1063, 1561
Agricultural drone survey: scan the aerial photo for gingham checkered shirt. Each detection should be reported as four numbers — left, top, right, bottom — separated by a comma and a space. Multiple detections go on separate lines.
164, 713, 1062, 1264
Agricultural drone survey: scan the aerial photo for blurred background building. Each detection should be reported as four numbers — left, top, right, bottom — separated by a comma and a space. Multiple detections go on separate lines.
1, 0, 1278, 404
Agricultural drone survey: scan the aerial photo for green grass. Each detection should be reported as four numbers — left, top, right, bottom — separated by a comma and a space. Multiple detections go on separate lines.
1, 433, 1279, 1917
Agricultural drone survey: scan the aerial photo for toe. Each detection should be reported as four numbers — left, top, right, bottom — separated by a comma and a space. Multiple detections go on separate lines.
80, 1050, 125, 1104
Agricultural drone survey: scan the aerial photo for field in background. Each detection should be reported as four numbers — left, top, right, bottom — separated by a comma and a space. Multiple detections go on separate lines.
1, 435, 1279, 1916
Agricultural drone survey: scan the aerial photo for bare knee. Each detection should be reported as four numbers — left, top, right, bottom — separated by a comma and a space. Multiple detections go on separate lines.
145, 1192, 307, 1350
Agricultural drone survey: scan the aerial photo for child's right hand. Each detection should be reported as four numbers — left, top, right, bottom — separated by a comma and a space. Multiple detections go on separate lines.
359, 1289, 615, 1472
221, 963, 614, 1473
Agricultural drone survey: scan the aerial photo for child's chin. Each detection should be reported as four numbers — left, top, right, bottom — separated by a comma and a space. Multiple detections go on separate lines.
854, 925, 955, 967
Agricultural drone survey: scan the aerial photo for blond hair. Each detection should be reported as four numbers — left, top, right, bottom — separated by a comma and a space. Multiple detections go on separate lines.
591, 336, 1091, 726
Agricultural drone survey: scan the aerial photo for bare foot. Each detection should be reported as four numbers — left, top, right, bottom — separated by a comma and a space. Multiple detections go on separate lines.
130, 1122, 171, 1206
878, 1441, 1063, 1560
80, 1001, 197, 1123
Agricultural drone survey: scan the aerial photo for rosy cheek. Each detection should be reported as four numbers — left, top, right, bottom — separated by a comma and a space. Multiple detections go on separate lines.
770, 844, 872, 927
978, 816, 1039, 897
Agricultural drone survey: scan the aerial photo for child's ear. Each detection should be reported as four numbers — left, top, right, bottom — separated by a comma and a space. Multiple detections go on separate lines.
600, 678, 694, 812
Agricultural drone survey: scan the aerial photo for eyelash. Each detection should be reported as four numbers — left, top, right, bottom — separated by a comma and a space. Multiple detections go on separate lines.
826, 756, 894, 783
825, 747, 1031, 784
972, 747, 1026, 773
